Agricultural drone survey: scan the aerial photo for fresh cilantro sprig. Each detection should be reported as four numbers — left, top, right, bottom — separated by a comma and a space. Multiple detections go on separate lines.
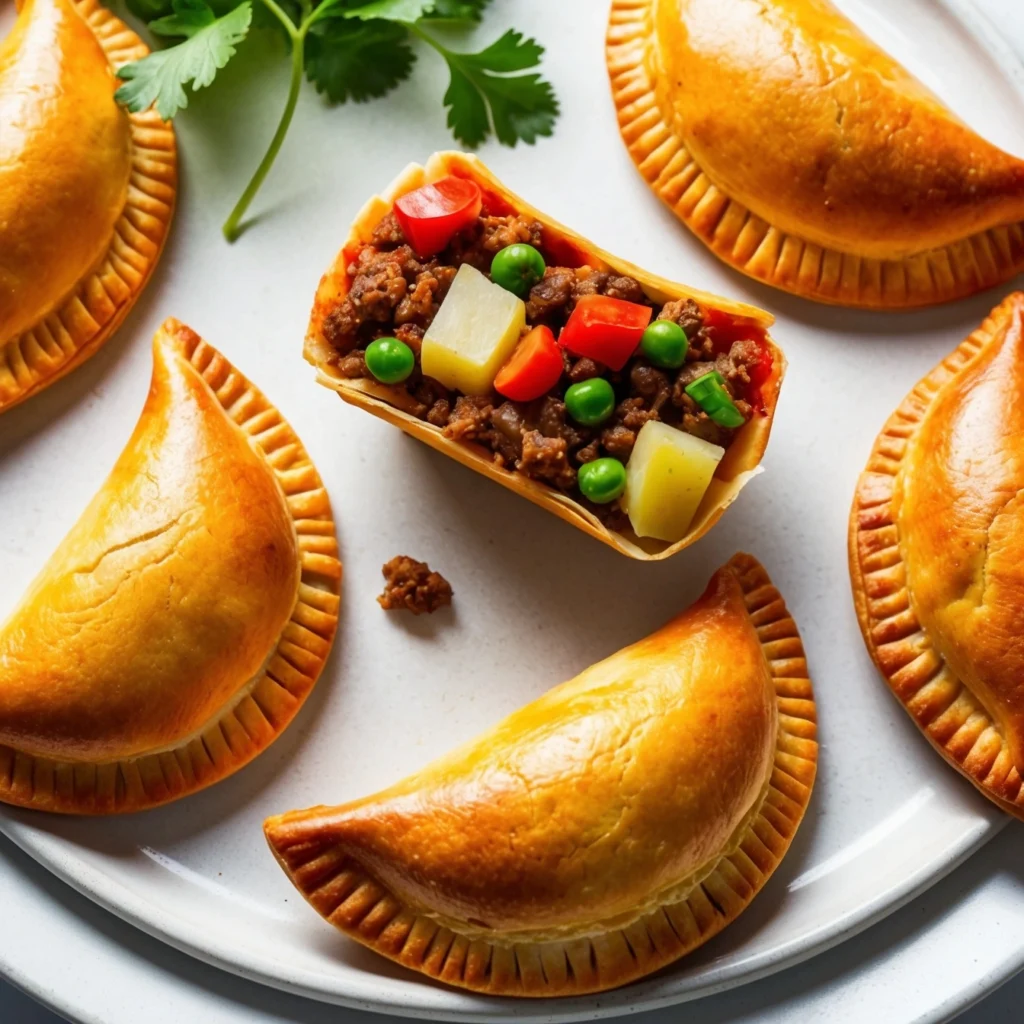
116, 0, 253, 119
115, 0, 558, 242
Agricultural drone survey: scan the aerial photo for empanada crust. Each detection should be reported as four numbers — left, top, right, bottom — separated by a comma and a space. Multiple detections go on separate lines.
0, 320, 341, 814
265, 554, 816, 997
850, 293, 1024, 818
306, 151, 786, 561
0, 0, 176, 412
608, 0, 1024, 309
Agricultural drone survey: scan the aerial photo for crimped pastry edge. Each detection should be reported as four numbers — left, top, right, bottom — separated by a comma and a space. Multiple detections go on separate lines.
0, 319, 342, 814
849, 292, 1024, 819
606, 0, 1024, 310
0, 0, 177, 412
304, 150, 785, 561
264, 552, 817, 998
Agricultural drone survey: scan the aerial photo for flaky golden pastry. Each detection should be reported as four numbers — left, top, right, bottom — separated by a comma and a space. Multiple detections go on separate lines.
0, 320, 341, 814
850, 293, 1024, 819
607, 0, 1024, 309
306, 151, 786, 561
0, 0, 176, 412
265, 554, 816, 997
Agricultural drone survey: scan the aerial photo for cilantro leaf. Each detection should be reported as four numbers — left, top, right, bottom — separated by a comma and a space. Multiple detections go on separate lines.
439, 30, 557, 147
442, 64, 489, 146
478, 70, 557, 145
126, 0, 245, 25
149, 0, 215, 36
305, 18, 416, 103
341, 0, 434, 22
425, 0, 491, 22
461, 29, 543, 72
126, 0, 175, 22
115, 1, 252, 119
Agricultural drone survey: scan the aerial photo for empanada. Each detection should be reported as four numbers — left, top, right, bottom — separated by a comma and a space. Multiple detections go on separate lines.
608, 0, 1024, 309
265, 554, 816, 997
0, 0, 176, 412
306, 151, 786, 561
850, 293, 1024, 818
0, 320, 341, 814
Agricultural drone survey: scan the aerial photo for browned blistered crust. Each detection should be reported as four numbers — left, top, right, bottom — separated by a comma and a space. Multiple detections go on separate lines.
266, 553, 816, 997
850, 293, 1024, 819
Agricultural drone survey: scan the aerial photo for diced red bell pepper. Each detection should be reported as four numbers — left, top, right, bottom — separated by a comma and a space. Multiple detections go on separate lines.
703, 306, 768, 354
494, 325, 564, 402
393, 177, 483, 257
557, 294, 652, 371
746, 342, 775, 412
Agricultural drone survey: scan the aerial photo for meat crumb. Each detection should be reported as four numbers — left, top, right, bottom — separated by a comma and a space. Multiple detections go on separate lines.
378, 556, 453, 615
518, 430, 577, 489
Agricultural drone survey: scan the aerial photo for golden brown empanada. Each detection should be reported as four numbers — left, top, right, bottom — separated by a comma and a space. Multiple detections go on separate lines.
608, 0, 1024, 309
306, 151, 786, 561
0, 0, 176, 412
265, 554, 816, 997
0, 320, 341, 814
850, 293, 1024, 818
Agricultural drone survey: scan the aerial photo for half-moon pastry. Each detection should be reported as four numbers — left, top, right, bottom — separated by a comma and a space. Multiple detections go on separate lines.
265, 554, 817, 997
607, 0, 1024, 309
0, 319, 341, 814
306, 151, 786, 561
0, 0, 176, 412
850, 293, 1024, 819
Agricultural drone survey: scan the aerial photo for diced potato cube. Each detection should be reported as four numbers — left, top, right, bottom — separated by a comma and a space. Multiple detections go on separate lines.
421, 264, 526, 395
623, 421, 725, 542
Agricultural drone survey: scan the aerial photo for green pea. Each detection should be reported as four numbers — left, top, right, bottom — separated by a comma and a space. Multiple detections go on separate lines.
640, 319, 689, 369
365, 337, 415, 384
578, 458, 627, 504
490, 244, 546, 298
564, 377, 616, 426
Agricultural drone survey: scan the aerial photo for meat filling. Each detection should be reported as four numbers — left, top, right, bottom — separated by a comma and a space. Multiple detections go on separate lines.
322, 208, 771, 525
377, 556, 453, 615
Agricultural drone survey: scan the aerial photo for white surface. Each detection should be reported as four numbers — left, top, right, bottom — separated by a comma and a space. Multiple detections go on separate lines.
1, 0, 1023, 1020
0, 823, 1022, 1024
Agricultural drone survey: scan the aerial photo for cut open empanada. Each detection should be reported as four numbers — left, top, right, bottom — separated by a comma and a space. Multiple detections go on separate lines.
306, 151, 785, 561
607, 0, 1024, 309
0, 0, 176, 412
0, 319, 341, 814
850, 293, 1024, 818
265, 554, 816, 997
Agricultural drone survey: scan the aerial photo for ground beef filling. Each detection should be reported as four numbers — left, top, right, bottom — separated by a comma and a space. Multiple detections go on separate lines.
323, 210, 770, 522
377, 556, 453, 615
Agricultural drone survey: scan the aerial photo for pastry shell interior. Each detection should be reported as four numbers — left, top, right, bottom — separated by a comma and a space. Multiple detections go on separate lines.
305, 151, 785, 561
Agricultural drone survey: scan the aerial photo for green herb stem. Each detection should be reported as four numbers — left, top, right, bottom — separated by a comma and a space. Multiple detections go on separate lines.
407, 21, 453, 63
222, 4, 306, 242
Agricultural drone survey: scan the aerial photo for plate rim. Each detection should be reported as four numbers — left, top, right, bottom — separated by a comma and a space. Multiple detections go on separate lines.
1, 0, 1023, 1020
0, 812, 1006, 1023
0, 824, 1022, 1024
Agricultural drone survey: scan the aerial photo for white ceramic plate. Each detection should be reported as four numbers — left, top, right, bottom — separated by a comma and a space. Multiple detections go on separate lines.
2, 823, 1024, 1024
0, 1, 1021, 1021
